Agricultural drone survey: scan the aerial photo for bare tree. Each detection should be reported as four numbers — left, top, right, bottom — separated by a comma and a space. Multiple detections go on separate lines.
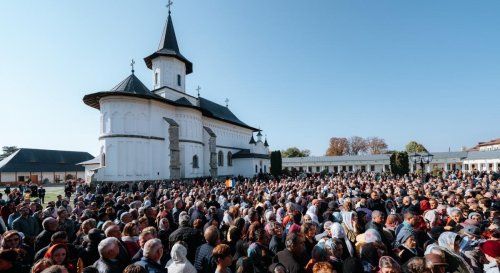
325, 137, 349, 156
349, 136, 368, 155
366, 137, 388, 154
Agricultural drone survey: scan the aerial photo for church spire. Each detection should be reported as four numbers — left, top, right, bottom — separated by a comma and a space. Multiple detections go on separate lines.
158, 11, 180, 53
144, 3, 192, 75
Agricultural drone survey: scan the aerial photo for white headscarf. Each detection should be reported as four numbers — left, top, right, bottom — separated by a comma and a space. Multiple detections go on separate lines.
306, 205, 319, 225
166, 243, 197, 273
331, 222, 355, 257
438, 232, 459, 253
342, 211, 356, 231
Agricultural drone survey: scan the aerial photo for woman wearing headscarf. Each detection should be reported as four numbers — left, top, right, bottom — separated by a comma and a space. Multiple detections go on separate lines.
385, 200, 396, 216
445, 208, 463, 232
342, 211, 360, 245
0, 230, 34, 267
324, 238, 344, 273
433, 232, 474, 273
331, 222, 355, 259
378, 256, 402, 273
384, 214, 399, 244
268, 221, 285, 256
395, 229, 421, 264
166, 242, 197, 273
43, 243, 75, 273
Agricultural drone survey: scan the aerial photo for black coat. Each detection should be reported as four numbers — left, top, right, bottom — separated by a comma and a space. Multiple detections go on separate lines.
93, 257, 124, 273
168, 226, 204, 263
134, 257, 168, 273
276, 249, 305, 273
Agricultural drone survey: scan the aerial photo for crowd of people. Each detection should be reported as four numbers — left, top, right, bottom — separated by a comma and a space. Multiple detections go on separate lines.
0, 170, 499, 273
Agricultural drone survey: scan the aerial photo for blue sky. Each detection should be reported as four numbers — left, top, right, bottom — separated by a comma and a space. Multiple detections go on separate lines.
1, 1, 499, 157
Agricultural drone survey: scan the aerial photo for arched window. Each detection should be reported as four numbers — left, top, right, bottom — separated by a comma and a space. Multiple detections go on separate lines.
255, 165, 258, 173
218, 151, 224, 167
192, 155, 199, 169
227, 152, 233, 166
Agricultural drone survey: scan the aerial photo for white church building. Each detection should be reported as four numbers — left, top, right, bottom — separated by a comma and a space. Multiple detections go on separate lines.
82, 11, 270, 182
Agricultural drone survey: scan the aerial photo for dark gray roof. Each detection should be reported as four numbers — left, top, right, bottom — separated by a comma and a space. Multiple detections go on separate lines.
110, 74, 151, 95
264, 139, 269, 147
232, 149, 270, 159
199, 97, 250, 128
0, 148, 94, 172
175, 97, 193, 106
249, 135, 256, 144
144, 14, 193, 74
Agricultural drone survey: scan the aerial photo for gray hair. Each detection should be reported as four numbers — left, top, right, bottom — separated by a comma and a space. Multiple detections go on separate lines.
143, 238, 162, 258
42, 217, 57, 230
97, 237, 119, 257
120, 212, 132, 221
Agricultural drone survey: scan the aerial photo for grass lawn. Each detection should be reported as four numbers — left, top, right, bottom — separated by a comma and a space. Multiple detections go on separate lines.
1, 185, 66, 207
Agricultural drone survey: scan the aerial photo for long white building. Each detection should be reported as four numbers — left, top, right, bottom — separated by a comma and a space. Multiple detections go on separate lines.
282, 150, 500, 173
82, 11, 270, 182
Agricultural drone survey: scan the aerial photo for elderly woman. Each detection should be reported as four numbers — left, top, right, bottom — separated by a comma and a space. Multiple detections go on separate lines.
342, 211, 360, 245
331, 222, 355, 259
1, 230, 34, 266
396, 229, 421, 264
166, 242, 196, 273
445, 208, 463, 232
431, 232, 474, 273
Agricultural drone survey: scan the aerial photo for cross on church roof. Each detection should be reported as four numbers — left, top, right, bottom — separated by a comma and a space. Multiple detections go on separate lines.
225, 98, 229, 108
166, 0, 173, 15
196, 86, 201, 97
130, 59, 135, 74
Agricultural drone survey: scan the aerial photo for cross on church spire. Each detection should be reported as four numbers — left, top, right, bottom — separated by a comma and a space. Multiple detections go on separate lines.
130, 59, 135, 74
166, 0, 173, 15
225, 98, 229, 108
196, 86, 201, 97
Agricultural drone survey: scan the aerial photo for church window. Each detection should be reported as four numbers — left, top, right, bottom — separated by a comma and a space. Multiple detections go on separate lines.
218, 151, 224, 166
101, 153, 106, 167
255, 165, 258, 173
227, 152, 233, 166
192, 155, 199, 168
155, 71, 159, 85
177, 74, 181, 86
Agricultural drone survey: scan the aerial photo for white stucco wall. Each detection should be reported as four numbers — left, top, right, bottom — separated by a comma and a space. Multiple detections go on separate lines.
152, 57, 186, 92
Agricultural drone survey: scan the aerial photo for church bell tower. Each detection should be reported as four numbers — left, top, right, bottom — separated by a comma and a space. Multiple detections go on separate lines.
144, 4, 192, 92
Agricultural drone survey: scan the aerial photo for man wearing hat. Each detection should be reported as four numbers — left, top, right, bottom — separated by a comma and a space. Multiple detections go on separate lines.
479, 240, 500, 273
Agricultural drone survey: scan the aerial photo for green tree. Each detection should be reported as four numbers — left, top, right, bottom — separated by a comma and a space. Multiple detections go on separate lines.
281, 147, 310, 158
405, 141, 428, 153
390, 151, 409, 175
270, 150, 282, 176
0, 146, 18, 161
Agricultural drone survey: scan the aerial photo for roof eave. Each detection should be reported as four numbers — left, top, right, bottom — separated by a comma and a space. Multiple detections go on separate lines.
82, 92, 258, 131
144, 52, 193, 74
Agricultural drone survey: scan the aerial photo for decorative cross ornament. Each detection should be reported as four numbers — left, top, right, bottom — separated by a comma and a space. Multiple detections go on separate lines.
196, 86, 201, 97
225, 98, 229, 107
130, 59, 135, 74
166, 0, 173, 14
